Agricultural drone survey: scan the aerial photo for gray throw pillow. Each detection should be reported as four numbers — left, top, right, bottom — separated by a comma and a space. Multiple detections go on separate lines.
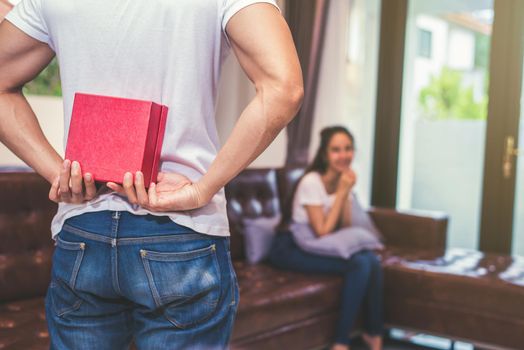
242, 215, 281, 264
290, 222, 384, 259
351, 193, 383, 240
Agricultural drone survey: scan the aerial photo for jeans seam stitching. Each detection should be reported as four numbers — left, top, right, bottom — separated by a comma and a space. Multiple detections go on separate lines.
117, 234, 206, 244
225, 240, 237, 306
56, 237, 85, 250
141, 244, 215, 261
56, 297, 83, 317
111, 212, 122, 294
69, 245, 85, 289
140, 255, 163, 308
63, 224, 112, 244
112, 247, 123, 295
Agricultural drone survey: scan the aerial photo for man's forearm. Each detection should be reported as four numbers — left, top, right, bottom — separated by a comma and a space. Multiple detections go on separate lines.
0, 90, 62, 183
196, 82, 303, 203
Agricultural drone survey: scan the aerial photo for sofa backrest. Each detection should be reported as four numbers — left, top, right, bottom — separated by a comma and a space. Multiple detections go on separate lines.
224, 166, 309, 260
225, 169, 281, 260
275, 166, 306, 228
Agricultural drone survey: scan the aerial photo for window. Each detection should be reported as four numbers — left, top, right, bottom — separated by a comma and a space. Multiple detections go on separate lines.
418, 28, 432, 58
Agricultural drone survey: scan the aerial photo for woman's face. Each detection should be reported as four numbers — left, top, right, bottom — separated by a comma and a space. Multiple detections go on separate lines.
325, 132, 354, 173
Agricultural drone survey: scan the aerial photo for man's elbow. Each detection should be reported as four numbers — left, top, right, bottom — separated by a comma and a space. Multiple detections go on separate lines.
273, 79, 304, 124
286, 81, 304, 112
257, 75, 304, 127
279, 74, 304, 113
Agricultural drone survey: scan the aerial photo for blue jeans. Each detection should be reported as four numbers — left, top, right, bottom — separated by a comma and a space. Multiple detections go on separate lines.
45, 211, 239, 350
268, 231, 383, 346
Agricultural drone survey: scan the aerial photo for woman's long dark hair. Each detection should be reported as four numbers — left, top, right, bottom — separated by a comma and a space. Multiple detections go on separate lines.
277, 126, 355, 232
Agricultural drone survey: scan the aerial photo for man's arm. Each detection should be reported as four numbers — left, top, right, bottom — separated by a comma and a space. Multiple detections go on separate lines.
0, 20, 62, 184
195, 3, 304, 204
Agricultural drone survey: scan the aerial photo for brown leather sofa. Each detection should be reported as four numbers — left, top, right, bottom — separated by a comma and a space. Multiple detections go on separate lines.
1, 168, 523, 349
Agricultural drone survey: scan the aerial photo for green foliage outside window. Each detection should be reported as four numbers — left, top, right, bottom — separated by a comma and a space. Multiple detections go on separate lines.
418, 67, 488, 120
22, 57, 62, 97
474, 33, 490, 69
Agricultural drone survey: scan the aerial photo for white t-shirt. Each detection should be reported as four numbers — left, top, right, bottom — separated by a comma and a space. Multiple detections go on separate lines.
292, 171, 351, 224
6, 0, 280, 239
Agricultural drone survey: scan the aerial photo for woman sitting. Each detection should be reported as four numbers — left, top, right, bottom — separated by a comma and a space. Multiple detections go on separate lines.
268, 126, 384, 350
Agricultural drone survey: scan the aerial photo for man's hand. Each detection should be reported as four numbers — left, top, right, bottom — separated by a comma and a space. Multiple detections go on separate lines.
48, 159, 98, 204
106, 171, 209, 212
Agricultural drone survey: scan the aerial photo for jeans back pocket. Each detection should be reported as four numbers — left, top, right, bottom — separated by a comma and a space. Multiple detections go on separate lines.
50, 236, 86, 317
140, 243, 221, 329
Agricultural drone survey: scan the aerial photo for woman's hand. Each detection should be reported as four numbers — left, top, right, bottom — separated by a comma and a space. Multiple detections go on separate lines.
106, 171, 210, 212
49, 160, 98, 204
337, 168, 357, 194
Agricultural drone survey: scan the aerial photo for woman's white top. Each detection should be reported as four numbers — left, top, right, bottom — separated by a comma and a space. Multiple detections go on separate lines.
292, 171, 350, 224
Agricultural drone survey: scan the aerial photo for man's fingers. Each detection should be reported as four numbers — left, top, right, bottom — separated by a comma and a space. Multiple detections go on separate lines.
123, 172, 138, 204
59, 159, 72, 200
84, 173, 97, 200
134, 171, 149, 206
70, 161, 83, 203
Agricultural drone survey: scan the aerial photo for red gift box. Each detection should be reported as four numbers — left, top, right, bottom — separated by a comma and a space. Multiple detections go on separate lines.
65, 93, 168, 186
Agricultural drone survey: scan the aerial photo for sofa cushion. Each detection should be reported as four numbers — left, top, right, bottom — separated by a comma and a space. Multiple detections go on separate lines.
382, 247, 524, 348
383, 248, 524, 318
230, 260, 343, 341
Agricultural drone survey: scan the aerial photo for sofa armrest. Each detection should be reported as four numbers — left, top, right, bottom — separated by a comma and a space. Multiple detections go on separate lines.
368, 207, 448, 252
